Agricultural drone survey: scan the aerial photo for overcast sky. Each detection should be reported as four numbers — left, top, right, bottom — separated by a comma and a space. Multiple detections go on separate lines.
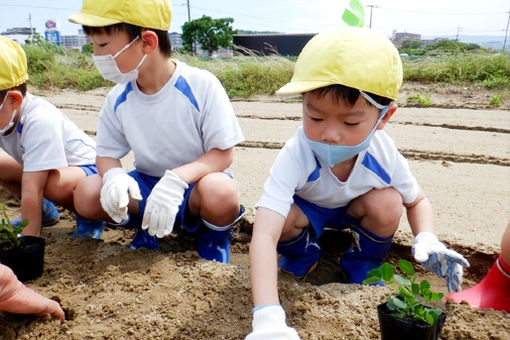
0, 0, 508, 38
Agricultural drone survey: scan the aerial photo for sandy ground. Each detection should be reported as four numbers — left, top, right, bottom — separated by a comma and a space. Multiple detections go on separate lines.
0, 82, 509, 339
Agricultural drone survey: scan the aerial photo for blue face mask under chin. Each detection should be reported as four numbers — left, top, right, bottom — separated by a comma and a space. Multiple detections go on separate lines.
305, 105, 390, 167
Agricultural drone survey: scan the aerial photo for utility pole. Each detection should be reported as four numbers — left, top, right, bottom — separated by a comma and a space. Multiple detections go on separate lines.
28, 13, 34, 41
187, 0, 191, 22
455, 26, 461, 41
503, 8, 510, 52
367, 5, 378, 28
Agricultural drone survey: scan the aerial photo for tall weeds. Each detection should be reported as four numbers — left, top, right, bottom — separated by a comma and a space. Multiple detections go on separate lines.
22, 44, 509, 97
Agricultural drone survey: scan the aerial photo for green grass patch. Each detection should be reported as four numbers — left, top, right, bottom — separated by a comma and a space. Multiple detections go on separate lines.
21, 44, 509, 97
176, 54, 294, 98
403, 53, 510, 88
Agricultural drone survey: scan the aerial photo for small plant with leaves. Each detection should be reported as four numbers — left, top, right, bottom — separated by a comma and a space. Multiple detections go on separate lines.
363, 259, 444, 325
406, 94, 432, 107
489, 95, 502, 107
0, 202, 27, 248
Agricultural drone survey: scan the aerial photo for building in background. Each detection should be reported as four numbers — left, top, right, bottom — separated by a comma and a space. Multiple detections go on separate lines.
61, 29, 88, 49
233, 33, 316, 56
391, 31, 421, 47
0, 27, 35, 44
44, 19, 61, 45
170, 32, 183, 51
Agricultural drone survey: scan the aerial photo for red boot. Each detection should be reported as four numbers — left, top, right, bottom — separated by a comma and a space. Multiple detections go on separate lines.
446, 254, 510, 313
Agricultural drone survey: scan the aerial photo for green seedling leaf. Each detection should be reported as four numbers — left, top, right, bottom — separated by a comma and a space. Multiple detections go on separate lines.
411, 283, 420, 296
394, 274, 412, 287
0, 202, 26, 248
366, 267, 381, 279
430, 292, 444, 301
398, 259, 415, 276
398, 286, 414, 300
389, 297, 407, 309
420, 280, 431, 293
341, 0, 365, 27
380, 262, 394, 282
386, 297, 397, 311
362, 276, 382, 285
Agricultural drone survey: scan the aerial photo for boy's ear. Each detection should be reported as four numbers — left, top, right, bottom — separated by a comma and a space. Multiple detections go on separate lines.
6, 91, 23, 110
141, 31, 159, 55
376, 103, 397, 130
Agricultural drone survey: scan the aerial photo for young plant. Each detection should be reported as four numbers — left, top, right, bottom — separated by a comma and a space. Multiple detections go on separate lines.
406, 94, 432, 107
363, 259, 444, 325
0, 202, 27, 247
489, 95, 502, 107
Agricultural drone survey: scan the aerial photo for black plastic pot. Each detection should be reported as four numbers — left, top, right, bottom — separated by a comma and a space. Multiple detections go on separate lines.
0, 236, 45, 282
377, 303, 446, 340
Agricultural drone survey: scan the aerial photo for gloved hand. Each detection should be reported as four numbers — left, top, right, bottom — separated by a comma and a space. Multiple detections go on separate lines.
141, 170, 188, 238
245, 304, 301, 340
100, 167, 142, 223
412, 232, 470, 292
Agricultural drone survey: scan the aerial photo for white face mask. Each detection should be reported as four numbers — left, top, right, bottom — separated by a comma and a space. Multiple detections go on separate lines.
92, 36, 147, 84
0, 93, 17, 136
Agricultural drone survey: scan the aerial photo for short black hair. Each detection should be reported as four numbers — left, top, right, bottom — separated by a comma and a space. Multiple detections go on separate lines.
311, 84, 392, 108
82, 23, 171, 57
0, 82, 27, 102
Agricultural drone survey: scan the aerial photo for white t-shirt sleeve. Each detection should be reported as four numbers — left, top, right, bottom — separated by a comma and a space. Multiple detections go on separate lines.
199, 72, 244, 151
96, 88, 131, 160
21, 115, 67, 172
256, 137, 308, 218
390, 151, 420, 204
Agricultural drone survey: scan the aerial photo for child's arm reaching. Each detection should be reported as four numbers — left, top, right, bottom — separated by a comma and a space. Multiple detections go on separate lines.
405, 188, 470, 292
246, 207, 300, 340
20, 171, 49, 236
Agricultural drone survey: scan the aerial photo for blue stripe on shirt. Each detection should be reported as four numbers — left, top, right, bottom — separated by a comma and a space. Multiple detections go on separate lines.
306, 156, 322, 182
114, 82, 133, 113
362, 152, 391, 184
175, 76, 200, 112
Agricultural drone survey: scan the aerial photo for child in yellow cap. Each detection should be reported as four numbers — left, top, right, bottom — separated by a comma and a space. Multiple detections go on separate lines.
69, 0, 245, 260
245, 27, 469, 339
0, 36, 99, 237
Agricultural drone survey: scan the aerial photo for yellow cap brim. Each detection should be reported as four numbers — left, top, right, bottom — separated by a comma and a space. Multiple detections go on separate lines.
276, 80, 334, 96
69, 12, 121, 27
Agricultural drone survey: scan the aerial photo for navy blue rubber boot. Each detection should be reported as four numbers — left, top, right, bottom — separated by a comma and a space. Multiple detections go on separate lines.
130, 228, 160, 250
11, 198, 59, 227
277, 228, 322, 278
72, 215, 105, 239
340, 216, 394, 284
196, 205, 245, 263
196, 226, 232, 263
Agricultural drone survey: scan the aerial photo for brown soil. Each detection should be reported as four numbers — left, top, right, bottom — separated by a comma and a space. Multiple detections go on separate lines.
0, 83, 509, 339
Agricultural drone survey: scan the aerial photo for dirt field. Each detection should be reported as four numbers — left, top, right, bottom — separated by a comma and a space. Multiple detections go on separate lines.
0, 82, 509, 339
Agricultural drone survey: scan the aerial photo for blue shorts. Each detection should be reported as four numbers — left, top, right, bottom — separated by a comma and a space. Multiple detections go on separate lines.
125, 169, 200, 232
79, 164, 98, 176
293, 195, 350, 239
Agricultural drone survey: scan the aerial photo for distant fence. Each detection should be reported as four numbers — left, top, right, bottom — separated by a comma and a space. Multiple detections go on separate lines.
233, 33, 316, 56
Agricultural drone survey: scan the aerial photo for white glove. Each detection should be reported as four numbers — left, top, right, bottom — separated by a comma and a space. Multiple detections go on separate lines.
141, 170, 188, 238
100, 167, 142, 223
245, 305, 301, 340
412, 232, 470, 292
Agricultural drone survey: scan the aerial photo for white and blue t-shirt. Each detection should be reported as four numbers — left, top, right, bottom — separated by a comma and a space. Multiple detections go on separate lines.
96, 60, 244, 177
256, 127, 419, 218
0, 93, 96, 172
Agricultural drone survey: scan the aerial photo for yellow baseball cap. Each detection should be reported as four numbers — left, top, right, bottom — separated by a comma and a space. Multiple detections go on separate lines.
0, 36, 28, 91
69, 0, 172, 31
277, 27, 403, 100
